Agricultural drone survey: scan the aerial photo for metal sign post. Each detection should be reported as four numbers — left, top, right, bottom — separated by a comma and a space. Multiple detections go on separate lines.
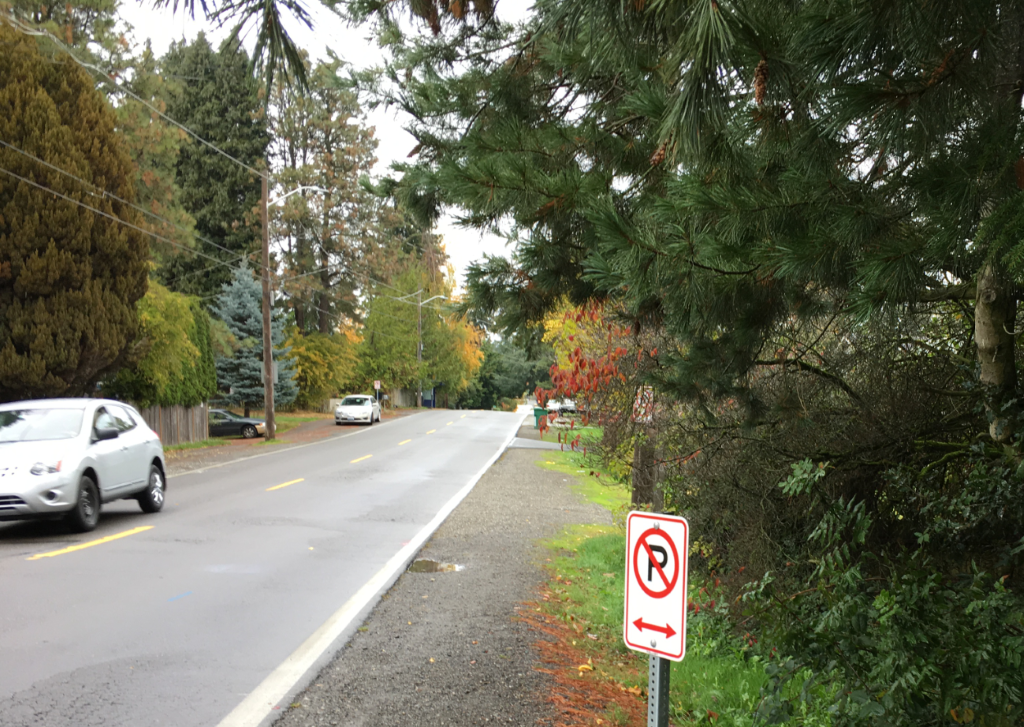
623, 511, 690, 727
648, 655, 670, 727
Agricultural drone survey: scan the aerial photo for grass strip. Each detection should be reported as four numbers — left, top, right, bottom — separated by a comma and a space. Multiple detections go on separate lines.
165, 439, 230, 452
532, 451, 771, 725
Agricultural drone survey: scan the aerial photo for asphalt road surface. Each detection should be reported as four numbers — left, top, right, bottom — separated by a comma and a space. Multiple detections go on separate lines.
0, 409, 524, 727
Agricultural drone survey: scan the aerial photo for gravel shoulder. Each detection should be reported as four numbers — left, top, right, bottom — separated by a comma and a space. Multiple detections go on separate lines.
272, 445, 612, 726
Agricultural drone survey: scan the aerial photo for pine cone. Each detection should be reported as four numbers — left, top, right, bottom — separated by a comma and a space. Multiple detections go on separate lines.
754, 59, 769, 106
650, 141, 667, 167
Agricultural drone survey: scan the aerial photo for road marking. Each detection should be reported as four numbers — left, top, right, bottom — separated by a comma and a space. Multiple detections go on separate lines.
447, 422, 453, 425
351, 455, 372, 463
398, 439, 412, 446
426, 429, 436, 434
26, 525, 154, 561
267, 478, 304, 492
461, 414, 466, 418
168, 591, 192, 602
215, 409, 530, 727
173, 413, 415, 478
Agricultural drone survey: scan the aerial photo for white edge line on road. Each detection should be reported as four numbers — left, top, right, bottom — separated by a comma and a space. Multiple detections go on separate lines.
215, 410, 529, 727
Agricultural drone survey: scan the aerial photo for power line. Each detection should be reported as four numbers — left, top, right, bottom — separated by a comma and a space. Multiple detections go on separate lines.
0, 164, 229, 267
163, 249, 254, 291
1, 12, 262, 177
0, 137, 254, 263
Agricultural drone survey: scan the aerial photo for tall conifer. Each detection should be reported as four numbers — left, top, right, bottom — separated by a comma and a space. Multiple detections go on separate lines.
158, 35, 269, 299
211, 266, 296, 413
0, 25, 148, 400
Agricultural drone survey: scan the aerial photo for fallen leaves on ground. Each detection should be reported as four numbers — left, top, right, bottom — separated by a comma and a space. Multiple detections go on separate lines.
520, 597, 646, 727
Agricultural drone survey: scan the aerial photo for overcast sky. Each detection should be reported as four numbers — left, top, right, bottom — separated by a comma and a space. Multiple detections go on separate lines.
116, 0, 534, 292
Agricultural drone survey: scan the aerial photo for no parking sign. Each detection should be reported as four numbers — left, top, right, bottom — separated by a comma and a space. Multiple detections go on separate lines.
623, 511, 689, 661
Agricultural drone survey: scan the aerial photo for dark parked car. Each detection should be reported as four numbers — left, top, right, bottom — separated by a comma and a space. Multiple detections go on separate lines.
209, 409, 266, 439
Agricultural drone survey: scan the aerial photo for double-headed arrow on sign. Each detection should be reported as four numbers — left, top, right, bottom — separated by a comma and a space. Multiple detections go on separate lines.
632, 618, 676, 639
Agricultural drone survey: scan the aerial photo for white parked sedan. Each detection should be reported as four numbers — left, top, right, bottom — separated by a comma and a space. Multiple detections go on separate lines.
334, 395, 381, 426
0, 399, 167, 532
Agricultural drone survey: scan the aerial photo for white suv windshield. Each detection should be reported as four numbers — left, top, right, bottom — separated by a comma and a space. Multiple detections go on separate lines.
0, 409, 85, 442
340, 397, 370, 406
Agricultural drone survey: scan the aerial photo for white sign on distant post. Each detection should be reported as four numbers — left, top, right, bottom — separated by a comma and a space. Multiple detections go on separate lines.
623, 511, 689, 661
373, 380, 381, 390
632, 385, 654, 423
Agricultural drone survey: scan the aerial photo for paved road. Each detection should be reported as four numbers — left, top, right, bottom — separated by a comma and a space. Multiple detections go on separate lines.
0, 409, 523, 727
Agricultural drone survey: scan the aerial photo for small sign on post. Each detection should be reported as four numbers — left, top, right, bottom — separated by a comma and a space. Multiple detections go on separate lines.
623, 511, 689, 727
632, 385, 654, 423
374, 380, 381, 403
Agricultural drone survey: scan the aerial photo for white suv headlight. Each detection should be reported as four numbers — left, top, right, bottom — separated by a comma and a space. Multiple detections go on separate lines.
30, 461, 62, 476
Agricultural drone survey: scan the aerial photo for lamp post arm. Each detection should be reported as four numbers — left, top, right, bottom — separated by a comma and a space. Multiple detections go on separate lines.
268, 185, 328, 206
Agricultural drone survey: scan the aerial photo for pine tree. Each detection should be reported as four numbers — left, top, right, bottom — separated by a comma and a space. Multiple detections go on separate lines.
158, 35, 269, 299
0, 24, 148, 401
270, 57, 379, 334
360, 0, 1024, 447
211, 265, 296, 414
356, 5, 1024, 721
116, 42, 198, 263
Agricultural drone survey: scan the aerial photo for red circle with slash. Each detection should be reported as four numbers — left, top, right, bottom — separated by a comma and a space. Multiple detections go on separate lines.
632, 528, 679, 599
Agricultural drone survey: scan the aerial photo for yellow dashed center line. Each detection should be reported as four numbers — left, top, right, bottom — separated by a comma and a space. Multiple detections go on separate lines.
461, 414, 466, 418
398, 439, 412, 446
446, 421, 453, 426
426, 429, 436, 435
267, 478, 304, 492
351, 454, 373, 463
27, 526, 153, 561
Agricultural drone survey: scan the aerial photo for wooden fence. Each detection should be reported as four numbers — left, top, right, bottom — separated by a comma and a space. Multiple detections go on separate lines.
135, 403, 209, 447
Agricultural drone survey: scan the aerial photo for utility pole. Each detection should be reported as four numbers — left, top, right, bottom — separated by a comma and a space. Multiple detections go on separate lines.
260, 168, 276, 440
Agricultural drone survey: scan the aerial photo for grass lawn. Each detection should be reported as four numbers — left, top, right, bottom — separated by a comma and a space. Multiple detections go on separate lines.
165, 438, 231, 452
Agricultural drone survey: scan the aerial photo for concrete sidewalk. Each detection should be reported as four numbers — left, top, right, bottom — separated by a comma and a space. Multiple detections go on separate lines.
272, 447, 612, 726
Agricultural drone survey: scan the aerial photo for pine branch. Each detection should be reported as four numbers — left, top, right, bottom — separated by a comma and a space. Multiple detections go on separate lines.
753, 359, 864, 405
917, 284, 976, 302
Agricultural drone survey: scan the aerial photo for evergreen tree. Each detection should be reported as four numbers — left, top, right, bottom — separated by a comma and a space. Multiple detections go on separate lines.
459, 338, 552, 410
211, 266, 296, 414
359, 0, 1024, 447
158, 35, 269, 299
0, 25, 148, 401
356, 4, 1024, 721
6, 0, 127, 66
116, 42, 198, 263
270, 57, 378, 334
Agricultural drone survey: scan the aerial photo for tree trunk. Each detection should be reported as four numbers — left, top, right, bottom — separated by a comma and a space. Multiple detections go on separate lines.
975, 261, 1018, 445
630, 435, 663, 510
318, 249, 332, 334
244, 404, 251, 418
